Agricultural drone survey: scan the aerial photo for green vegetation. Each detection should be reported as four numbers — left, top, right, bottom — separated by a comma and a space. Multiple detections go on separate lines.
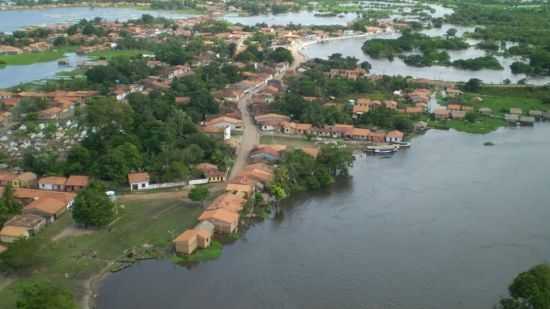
188, 186, 209, 205
72, 182, 116, 228
271, 144, 354, 198
445, 3, 550, 76
498, 264, 550, 309
431, 84, 549, 134
0, 196, 201, 308
429, 116, 505, 134
0, 47, 75, 66
85, 57, 153, 86
173, 241, 223, 263
452, 56, 503, 70
0, 184, 23, 226
87, 49, 150, 60
356, 107, 415, 133
15, 280, 77, 309
362, 31, 469, 62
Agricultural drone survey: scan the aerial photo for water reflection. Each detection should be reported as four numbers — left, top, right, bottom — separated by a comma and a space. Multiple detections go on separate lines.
0, 53, 88, 88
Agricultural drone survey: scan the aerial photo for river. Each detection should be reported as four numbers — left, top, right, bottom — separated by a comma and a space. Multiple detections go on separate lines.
302, 36, 550, 85
0, 7, 196, 33
0, 53, 88, 89
97, 123, 550, 309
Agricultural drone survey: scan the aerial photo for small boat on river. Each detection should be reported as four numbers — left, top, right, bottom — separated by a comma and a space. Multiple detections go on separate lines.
392, 141, 411, 148
366, 144, 400, 154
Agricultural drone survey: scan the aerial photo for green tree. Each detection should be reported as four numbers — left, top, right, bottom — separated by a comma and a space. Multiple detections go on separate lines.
317, 144, 355, 176
461, 78, 482, 92
268, 47, 294, 64
499, 264, 550, 309
0, 237, 43, 272
446, 28, 457, 37
2, 183, 22, 215
16, 281, 77, 309
72, 182, 116, 228
188, 186, 209, 205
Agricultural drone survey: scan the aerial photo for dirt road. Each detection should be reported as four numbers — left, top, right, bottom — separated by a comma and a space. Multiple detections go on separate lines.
229, 93, 260, 180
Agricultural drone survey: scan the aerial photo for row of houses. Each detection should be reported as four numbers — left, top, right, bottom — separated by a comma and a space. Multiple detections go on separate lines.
253, 113, 405, 143
127, 163, 227, 191
173, 164, 273, 255
173, 163, 276, 255
0, 187, 76, 243
0, 171, 89, 192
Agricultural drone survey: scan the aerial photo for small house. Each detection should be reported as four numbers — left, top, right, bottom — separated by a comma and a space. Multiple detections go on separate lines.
225, 183, 254, 198
204, 116, 243, 131
529, 110, 543, 120
434, 108, 450, 120
254, 113, 291, 131
505, 114, 520, 124
38, 176, 67, 191
509, 108, 522, 115
198, 209, 239, 234
128, 172, 150, 191
447, 104, 462, 111
451, 110, 466, 119
173, 230, 198, 255
4, 214, 46, 235
385, 130, 404, 143
196, 163, 225, 183
0, 226, 29, 243
368, 131, 386, 143
23, 197, 67, 223
350, 128, 370, 140
65, 175, 89, 192
194, 228, 212, 249
249, 147, 281, 163
479, 107, 492, 115
519, 116, 535, 126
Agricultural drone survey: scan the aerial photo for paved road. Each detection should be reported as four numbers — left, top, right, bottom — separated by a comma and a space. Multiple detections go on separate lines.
229, 92, 259, 180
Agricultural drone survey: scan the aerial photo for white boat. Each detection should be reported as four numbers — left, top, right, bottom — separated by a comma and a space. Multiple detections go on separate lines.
392, 141, 411, 148
366, 144, 400, 154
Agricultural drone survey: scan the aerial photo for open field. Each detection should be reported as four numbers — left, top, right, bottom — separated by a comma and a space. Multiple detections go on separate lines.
260, 134, 316, 147
0, 195, 201, 308
0, 47, 76, 65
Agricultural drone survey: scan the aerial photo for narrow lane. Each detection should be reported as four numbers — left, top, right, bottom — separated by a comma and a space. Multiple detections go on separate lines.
228, 93, 259, 180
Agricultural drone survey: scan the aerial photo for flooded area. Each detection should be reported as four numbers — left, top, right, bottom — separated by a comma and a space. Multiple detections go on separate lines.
302, 36, 550, 85
0, 53, 88, 88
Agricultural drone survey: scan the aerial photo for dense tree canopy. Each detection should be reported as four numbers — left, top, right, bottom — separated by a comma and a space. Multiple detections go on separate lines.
72, 182, 116, 228
499, 264, 550, 309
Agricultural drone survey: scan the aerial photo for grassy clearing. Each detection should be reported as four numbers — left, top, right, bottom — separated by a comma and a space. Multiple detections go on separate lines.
0, 195, 201, 308
260, 134, 315, 147
429, 116, 506, 134
88, 49, 150, 60
172, 241, 223, 264
0, 47, 76, 66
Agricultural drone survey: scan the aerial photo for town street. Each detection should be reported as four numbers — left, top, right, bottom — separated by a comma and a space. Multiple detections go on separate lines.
229, 92, 260, 180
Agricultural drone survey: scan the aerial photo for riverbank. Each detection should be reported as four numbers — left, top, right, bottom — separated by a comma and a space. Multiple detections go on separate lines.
0, 2, 201, 13
95, 123, 550, 309
0, 47, 77, 66
0, 191, 202, 309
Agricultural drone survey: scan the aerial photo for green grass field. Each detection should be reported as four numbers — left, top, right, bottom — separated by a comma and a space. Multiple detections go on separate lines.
0, 47, 76, 66
430, 116, 506, 134
260, 134, 315, 147
0, 195, 201, 308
